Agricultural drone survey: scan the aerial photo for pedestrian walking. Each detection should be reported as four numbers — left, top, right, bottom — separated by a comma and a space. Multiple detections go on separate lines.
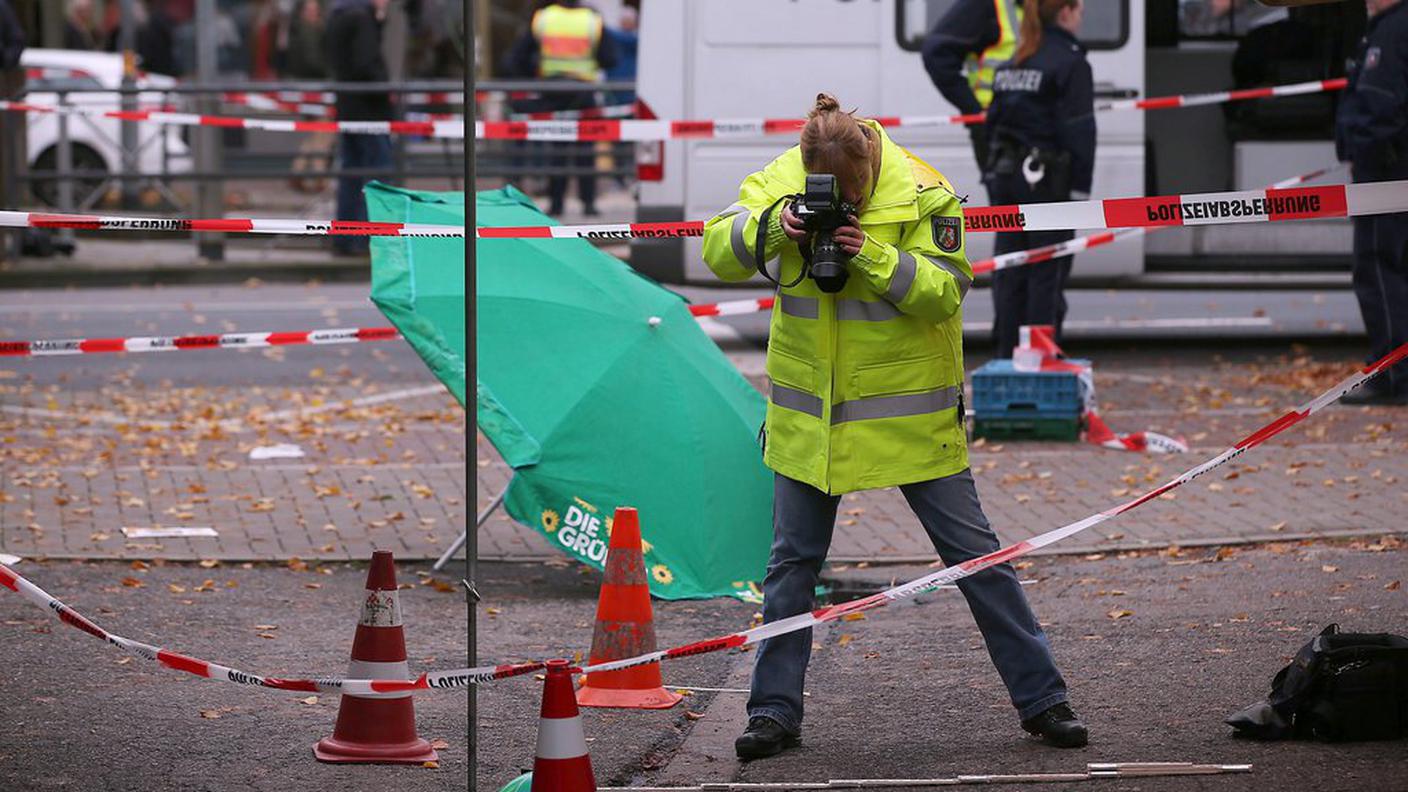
702, 93, 1087, 761
922, 0, 1022, 181
505, 0, 618, 216
983, 0, 1095, 358
325, 0, 394, 256
1336, 0, 1408, 405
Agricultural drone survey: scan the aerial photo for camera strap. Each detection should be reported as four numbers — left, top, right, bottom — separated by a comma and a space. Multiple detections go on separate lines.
754, 194, 808, 290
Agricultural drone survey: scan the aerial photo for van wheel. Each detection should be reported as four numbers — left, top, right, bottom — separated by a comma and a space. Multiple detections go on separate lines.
30, 143, 110, 207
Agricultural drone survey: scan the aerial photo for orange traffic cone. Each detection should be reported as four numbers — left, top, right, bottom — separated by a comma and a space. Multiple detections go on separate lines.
314, 550, 438, 764
576, 507, 682, 709
532, 659, 596, 792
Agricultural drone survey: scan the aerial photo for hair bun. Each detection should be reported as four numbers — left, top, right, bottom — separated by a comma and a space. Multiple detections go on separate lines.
809, 93, 841, 119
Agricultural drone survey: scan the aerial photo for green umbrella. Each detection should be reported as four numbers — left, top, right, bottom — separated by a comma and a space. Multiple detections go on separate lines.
367, 183, 771, 601
367, 184, 468, 406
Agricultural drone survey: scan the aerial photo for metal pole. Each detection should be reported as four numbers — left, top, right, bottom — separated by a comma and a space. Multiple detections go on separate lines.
193, 0, 224, 261
118, 0, 138, 207
465, 2, 478, 789
56, 92, 76, 249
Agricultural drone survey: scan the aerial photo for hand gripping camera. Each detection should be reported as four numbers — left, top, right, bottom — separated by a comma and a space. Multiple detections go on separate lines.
791, 174, 858, 294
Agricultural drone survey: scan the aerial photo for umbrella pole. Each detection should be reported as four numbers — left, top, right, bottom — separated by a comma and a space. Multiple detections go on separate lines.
435, 489, 504, 571
465, 3, 478, 790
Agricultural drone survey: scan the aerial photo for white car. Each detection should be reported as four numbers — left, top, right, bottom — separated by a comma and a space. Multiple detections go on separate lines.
20, 49, 191, 207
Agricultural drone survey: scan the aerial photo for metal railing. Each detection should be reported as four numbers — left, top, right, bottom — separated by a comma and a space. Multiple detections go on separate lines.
7, 79, 468, 258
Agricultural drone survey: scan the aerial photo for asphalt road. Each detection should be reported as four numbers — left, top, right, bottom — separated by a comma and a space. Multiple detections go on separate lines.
0, 559, 469, 792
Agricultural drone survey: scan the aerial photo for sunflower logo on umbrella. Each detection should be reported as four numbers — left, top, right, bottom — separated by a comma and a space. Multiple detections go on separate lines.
541, 509, 560, 533
651, 564, 674, 586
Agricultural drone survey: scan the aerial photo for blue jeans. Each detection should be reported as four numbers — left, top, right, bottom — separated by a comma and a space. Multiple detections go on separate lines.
334, 133, 394, 254
748, 471, 1070, 735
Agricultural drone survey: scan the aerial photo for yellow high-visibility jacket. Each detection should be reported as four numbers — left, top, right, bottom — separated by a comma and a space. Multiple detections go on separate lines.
532, 4, 603, 82
703, 120, 973, 495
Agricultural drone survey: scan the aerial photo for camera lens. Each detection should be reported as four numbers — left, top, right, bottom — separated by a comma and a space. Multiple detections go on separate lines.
810, 233, 849, 293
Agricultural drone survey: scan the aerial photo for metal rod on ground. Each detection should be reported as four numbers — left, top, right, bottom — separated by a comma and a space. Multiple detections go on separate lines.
433, 489, 503, 571
193, 0, 224, 262
597, 763, 1254, 790
465, 2, 477, 789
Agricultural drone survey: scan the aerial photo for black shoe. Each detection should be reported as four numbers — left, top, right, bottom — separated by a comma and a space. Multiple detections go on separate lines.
1021, 702, 1089, 748
582, 205, 601, 217
734, 715, 799, 761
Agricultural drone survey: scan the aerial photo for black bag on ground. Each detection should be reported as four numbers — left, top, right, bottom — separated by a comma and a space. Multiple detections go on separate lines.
1227, 624, 1408, 742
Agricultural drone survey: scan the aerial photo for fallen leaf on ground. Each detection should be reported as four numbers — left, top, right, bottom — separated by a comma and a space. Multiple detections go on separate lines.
1322, 565, 1339, 573
121, 577, 144, 588
684, 711, 706, 721
1107, 609, 1135, 620
1387, 581, 1401, 591
422, 761, 439, 769
298, 696, 318, 705
429, 739, 451, 749
428, 579, 456, 593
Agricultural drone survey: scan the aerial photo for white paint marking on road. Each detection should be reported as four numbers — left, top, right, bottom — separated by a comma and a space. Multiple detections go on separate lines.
0, 299, 375, 316
121, 526, 219, 539
0, 403, 176, 429
256, 383, 448, 423
960, 317, 1274, 333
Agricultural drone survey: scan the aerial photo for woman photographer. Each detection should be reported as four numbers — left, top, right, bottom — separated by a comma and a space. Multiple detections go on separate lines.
983, 0, 1095, 358
702, 94, 1085, 761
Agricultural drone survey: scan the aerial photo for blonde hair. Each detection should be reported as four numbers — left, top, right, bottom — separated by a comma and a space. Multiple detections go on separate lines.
799, 93, 880, 204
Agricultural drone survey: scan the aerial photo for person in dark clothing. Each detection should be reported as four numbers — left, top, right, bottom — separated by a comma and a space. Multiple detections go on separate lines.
1336, 0, 1408, 405
137, 4, 178, 77
982, 0, 1094, 359
922, 0, 1022, 179
325, 0, 394, 256
504, 0, 619, 216
0, 0, 25, 265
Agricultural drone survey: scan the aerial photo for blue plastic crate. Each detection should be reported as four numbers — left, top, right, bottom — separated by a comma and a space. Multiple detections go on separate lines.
970, 359, 1089, 418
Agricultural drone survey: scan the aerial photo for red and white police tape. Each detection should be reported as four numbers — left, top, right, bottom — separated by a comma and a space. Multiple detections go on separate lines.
3, 342, 1404, 691
688, 166, 1335, 319
0, 327, 399, 357
472, 78, 1349, 141
0, 99, 464, 139
474, 179, 1408, 238
0, 211, 464, 237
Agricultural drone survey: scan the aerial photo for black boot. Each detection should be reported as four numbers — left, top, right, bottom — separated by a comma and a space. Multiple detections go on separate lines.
1021, 702, 1089, 748
734, 715, 800, 760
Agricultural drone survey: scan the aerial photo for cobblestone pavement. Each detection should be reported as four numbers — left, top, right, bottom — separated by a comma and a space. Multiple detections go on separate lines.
5, 340, 1404, 565
477, 344, 1408, 563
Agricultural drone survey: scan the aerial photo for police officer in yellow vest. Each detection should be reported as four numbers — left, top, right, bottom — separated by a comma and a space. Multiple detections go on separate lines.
506, 0, 618, 216
704, 94, 1086, 761
922, 0, 1022, 180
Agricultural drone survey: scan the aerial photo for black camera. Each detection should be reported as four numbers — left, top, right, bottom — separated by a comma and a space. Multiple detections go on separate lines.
791, 174, 858, 294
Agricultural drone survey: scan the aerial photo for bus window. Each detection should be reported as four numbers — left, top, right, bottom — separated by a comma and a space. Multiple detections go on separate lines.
1178, 0, 1291, 36
896, 0, 1129, 51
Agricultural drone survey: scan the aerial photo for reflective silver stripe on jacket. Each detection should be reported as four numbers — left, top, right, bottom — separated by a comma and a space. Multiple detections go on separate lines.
770, 384, 824, 418
728, 212, 755, 272
831, 385, 960, 425
836, 299, 902, 322
924, 253, 973, 301
886, 251, 918, 303
779, 293, 819, 319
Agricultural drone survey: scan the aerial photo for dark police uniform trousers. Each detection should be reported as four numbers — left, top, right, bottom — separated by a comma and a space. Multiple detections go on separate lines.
987, 174, 1075, 359
1338, 0, 1408, 395
981, 25, 1094, 359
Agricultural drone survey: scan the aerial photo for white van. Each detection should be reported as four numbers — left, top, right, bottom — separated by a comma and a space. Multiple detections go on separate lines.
631, 0, 1349, 285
